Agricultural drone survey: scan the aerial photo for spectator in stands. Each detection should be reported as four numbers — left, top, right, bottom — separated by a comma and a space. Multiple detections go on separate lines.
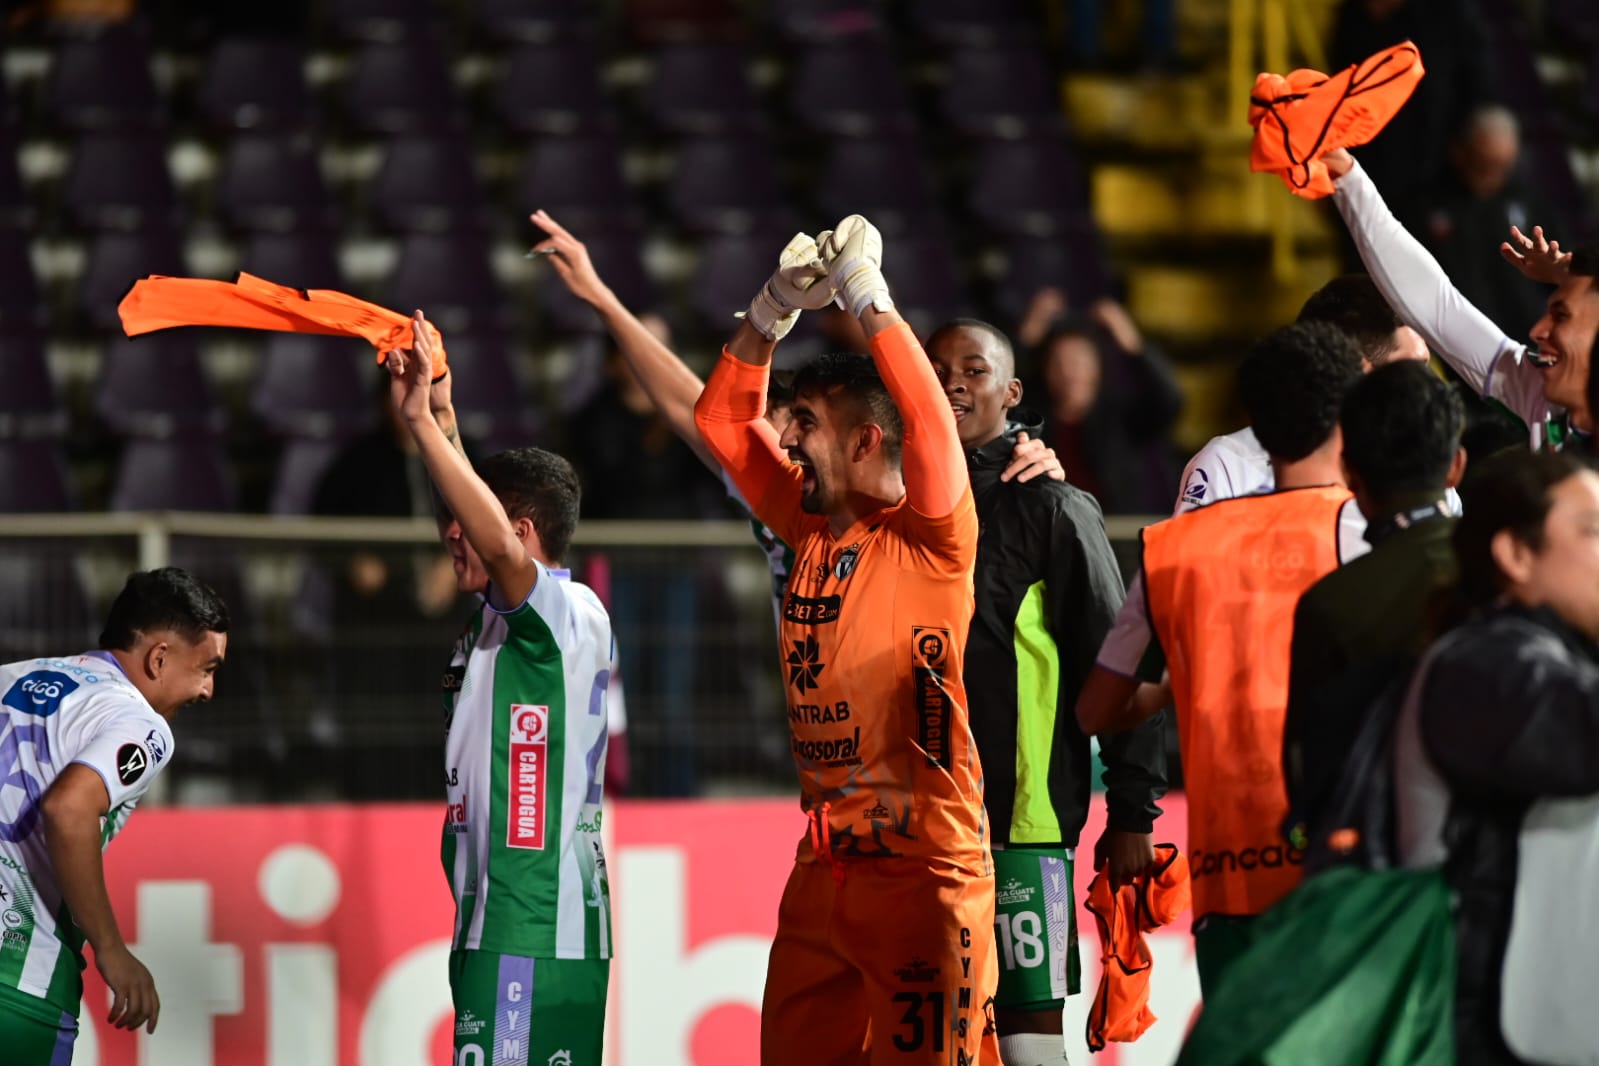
1283, 360, 1465, 849
567, 320, 725, 798
1329, 0, 1499, 212
1395, 448, 1599, 1066
308, 373, 469, 797
1028, 295, 1184, 514
1401, 106, 1563, 341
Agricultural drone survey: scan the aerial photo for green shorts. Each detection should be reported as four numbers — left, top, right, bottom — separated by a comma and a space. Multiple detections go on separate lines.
992, 846, 1079, 1011
0, 984, 77, 1065
448, 949, 609, 1066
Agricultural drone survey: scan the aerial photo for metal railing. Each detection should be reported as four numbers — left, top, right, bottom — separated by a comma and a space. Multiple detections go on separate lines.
0, 513, 1159, 804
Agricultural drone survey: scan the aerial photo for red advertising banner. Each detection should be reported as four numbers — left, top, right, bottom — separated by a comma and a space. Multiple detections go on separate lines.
73, 797, 1196, 1066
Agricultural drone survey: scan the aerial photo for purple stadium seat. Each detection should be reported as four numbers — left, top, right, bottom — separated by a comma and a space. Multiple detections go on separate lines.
197, 38, 315, 133
493, 42, 613, 136
0, 232, 43, 330
0, 440, 73, 512
880, 233, 966, 338
468, 0, 598, 44
109, 438, 237, 512
386, 233, 507, 337
76, 229, 184, 332
253, 334, 376, 440
238, 232, 344, 291
786, 37, 914, 137
642, 43, 763, 135
370, 133, 487, 233
0, 331, 66, 439
43, 26, 162, 132
815, 138, 939, 236
766, 0, 884, 43
906, 0, 1037, 46
323, 0, 442, 43
446, 331, 544, 452
61, 133, 179, 232
0, 553, 95, 661
995, 230, 1112, 325
688, 232, 803, 338
937, 46, 1068, 138
217, 133, 334, 234
96, 335, 225, 440
515, 135, 639, 235
270, 437, 352, 515
341, 40, 464, 135
536, 233, 650, 334
0, 129, 32, 230
967, 137, 1090, 237
666, 135, 792, 236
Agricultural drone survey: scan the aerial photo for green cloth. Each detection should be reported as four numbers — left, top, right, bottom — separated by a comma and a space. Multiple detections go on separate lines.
1193, 914, 1261, 998
1178, 867, 1455, 1066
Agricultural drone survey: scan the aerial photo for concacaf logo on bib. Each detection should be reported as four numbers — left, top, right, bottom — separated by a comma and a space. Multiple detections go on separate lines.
507, 704, 548, 851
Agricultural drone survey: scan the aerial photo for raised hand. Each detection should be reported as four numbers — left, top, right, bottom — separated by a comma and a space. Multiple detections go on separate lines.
818, 214, 892, 317
744, 232, 832, 341
386, 310, 436, 425
529, 209, 612, 307
1500, 224, 1572, 285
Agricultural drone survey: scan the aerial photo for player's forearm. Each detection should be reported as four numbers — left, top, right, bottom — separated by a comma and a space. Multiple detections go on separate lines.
430, 398, 467, 460
866, 322, 966, 517
1098, 712, 1168, 833
590, 288, 718, 469
1333, 161, 1516, 395
1076, 665, 1149, 735
43, 803, 125, 954
407, 411, 522, 568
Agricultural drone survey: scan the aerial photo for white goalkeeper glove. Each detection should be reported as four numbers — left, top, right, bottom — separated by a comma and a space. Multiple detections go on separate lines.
819, 214, 893, 317
742, 232, 834, 341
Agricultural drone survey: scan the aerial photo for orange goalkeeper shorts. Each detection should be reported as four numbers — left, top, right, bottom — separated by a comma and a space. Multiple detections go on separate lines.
760, 857, 1001, 1066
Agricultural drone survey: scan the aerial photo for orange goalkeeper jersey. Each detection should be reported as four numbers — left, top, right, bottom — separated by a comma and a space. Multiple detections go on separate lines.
696, 324, 988, 875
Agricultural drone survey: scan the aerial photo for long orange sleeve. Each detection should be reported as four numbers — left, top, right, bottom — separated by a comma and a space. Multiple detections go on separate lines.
693, 350, 806, 546
117, 273, 448, 378
869, 323, 966, 520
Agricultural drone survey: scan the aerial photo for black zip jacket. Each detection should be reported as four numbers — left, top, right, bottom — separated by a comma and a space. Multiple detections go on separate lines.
1420, 603, 1599, 1066
965, 412, 1167, 847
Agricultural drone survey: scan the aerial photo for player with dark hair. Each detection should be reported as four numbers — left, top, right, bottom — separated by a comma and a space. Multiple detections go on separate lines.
1175, 273, 1432, 514
1077, 321, 1367, 996
695, 218, 1000, 1064
925, 318, 1167, 1066
385, 314, 615, 1066
0, 567, 229, 1061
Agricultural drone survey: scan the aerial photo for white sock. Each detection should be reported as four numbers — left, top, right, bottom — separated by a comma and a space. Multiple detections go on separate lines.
999, 1031, 1070, 1066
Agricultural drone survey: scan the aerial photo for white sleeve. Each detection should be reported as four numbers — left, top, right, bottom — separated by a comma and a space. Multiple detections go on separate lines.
1337, 499, 1372, 564
1095, 571, 1155, 677
720, 466, 752, 516
606, 642, 627, 736
1174, 440, 1228, 514
68, 699, 172, 811
1331, 163, 1530, 405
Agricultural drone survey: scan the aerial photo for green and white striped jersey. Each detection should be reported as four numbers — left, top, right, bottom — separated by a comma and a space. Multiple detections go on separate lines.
0, 652, 172, 1016
441, 564, 614, 960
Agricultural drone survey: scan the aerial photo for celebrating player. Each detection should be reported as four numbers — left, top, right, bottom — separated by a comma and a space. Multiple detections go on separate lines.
926, 318, 1167, 1066
695, 217, 1000, 1064
0, 568, 228, 1061
385, 316, 615, 1066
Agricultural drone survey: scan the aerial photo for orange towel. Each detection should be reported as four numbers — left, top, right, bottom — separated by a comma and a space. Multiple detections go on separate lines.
117, 273, 449, 379
1248, 42, 1424, 199
1084, 844, 1191, 1052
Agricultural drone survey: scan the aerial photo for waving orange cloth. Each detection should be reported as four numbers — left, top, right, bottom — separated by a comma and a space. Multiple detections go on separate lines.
1248, 41, 1424, 199
117, 272, 448, 379
1084, 844, 1192, 1052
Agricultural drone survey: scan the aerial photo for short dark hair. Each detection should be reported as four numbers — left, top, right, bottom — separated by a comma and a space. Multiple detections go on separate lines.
1454, 449, 1591, 606
791, 352, 905, 468
927, 318, 1017, 378
1570, 245, 1599, 278
1239, 321, 1365, 462
99, 567, 230, 650
1296, 274, 1407, 366
767, 371, 795, 412
476, 447, 582, 564
1341, 361, 1465, 499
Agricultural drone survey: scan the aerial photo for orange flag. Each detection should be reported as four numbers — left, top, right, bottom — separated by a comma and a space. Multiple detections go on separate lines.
117, 273, 449, 379
1249, 41, 1424, 199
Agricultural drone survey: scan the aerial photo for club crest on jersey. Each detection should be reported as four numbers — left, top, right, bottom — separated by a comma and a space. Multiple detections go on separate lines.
2, 671, 79, 718
507, 704, 548, 851
1182, 469, 1209, 505
115, 742, 148, 786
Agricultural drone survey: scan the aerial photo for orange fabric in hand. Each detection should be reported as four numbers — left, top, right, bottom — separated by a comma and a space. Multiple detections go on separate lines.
1084, 844, 1191, 1052
117, 272, 448, 379
1248, 41, 1424, 199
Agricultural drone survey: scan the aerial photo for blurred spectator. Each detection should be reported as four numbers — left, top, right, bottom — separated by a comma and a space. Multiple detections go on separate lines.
567, 317, 725, 798
1401, 106, 1563, 340
1022, 292, 1184, 514
307, 377, 470, 797
1330, 0, 1499, 211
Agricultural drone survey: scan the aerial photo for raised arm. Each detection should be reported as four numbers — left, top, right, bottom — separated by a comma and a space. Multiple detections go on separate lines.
1327, 149, 1523, 398
531, 210, 717, 471
821, 216, 966, 518
389, 311, 540, 611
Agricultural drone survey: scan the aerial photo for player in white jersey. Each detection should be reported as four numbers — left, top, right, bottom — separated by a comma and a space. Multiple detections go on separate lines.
0, 567, 228, 1064
385, 314, 614, 1066
1175, 274, 1462, 520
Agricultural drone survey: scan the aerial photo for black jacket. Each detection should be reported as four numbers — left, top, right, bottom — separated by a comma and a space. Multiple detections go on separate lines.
1420, 604, 1599, 1066
965, 412, 1167, 847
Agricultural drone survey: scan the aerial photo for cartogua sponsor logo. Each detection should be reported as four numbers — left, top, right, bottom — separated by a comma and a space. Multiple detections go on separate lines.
507, 705, 549, 850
